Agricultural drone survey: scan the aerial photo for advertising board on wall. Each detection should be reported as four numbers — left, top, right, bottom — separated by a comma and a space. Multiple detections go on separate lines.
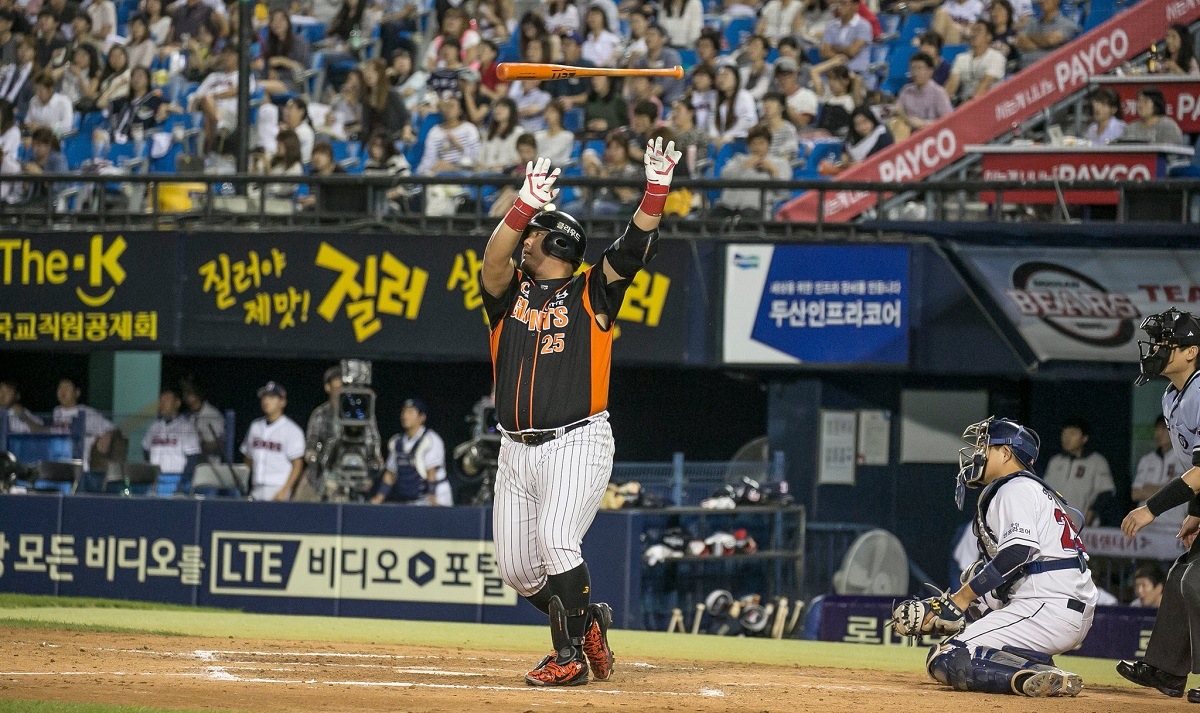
723, 245, 909, 365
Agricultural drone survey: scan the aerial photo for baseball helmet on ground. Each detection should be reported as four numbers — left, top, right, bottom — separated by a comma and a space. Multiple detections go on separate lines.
525, 209, 586, 266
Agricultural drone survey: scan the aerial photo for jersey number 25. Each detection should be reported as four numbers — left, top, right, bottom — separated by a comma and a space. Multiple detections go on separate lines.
1053, 508, 1086, 553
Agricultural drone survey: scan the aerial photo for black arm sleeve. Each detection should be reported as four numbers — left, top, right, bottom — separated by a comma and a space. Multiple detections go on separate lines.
1189, 495, 1200, 518
602, 219, 659, 281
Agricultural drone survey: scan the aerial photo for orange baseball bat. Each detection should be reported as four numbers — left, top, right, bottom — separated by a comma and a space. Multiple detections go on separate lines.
496, 63, 684, 82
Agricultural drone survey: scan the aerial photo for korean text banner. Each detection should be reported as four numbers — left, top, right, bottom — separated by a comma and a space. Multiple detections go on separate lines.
953, 246, 1200, 363
0, 233, 175, 347
723, 245, 909, 365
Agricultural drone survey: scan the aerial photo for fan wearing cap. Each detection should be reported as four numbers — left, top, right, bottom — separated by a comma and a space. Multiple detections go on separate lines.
1117, 308, 1200, 703
240, 381, 306, 502
372, 398, 451, 506
480, 139, 681, 687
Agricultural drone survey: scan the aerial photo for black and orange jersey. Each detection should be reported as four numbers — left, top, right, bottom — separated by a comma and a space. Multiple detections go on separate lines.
482, 264, 630, 432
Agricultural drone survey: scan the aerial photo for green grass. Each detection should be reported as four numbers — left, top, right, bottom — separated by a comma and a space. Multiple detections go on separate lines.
0, 703, 244, 713
0, 594, 1174, 692
0, 594, 225, 612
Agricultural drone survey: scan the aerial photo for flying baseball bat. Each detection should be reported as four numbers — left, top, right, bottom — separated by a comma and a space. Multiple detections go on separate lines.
496, 63, 684, 82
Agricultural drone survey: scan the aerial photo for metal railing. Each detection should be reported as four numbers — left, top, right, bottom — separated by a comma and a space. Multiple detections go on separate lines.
2, 173, 1198, 237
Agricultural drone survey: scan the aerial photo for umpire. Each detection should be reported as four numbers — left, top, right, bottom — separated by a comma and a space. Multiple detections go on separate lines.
1118, 308, 1200, 702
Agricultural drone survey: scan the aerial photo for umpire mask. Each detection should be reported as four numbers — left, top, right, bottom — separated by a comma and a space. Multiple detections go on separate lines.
1136, 309, 1200, 387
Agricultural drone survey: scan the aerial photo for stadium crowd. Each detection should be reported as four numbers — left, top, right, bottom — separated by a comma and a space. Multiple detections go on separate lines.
0, 0, 1193, 215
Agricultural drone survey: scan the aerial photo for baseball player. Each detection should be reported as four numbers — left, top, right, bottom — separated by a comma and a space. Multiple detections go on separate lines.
371, 398, 452, 506
142, 388, 201, 485
0, 380, 44, 434
51, 377, 115, 472
240, 381, 306, 501
479, 137, 681, 686
1117, 308, 1200, 703
892, 416, 1096, 697
180, 378, 226, 461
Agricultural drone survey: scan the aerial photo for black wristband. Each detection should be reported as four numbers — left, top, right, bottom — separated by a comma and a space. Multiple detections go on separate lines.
1147, 477, 1196, 517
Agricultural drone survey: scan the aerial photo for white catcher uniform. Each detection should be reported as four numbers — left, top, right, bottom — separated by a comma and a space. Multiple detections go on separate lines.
960, 472, 1099, 655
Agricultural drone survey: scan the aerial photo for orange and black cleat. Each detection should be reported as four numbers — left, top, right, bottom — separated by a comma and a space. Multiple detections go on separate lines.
582, 602, 615, 681
525, 651, 589, 686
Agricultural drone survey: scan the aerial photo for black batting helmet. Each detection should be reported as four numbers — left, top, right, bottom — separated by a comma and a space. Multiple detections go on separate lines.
525, 209, 586, 266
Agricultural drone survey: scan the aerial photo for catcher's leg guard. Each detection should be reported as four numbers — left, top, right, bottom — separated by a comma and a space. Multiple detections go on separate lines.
927, 641, 1082, 697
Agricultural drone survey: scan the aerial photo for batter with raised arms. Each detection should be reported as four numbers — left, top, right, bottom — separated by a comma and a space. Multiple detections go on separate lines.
480, 138, 681, 686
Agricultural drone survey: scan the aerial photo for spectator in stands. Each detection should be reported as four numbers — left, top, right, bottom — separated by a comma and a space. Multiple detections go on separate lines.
840, 105, 892, 162
143, 0, 171, 45
1122, 87, 1187, 146
0, 380, 43, 434
563, 129, 640, 215
241, 381, 305, 501
932, 0, 983, 45
541, 0, 580, 35
125, 16, 157, 69
475, 0, 515, 45
509, 77, 551, 132
637, 23, 685, 106
55, 45, 99, 111
1159, 24, 1199, 75
1132, 563, 1165, 608
891, 52, 952, 138
96, 66, 165, 145
771, 58, 817, 130
618, 5, 651, 68
302, 139, 369, 213
0, 2, 29, 38
478, 96, 520, 171
583, 74, 626, 137
546, 32, 591, 109
517, 11, 558, 64
989, 0, 1021, 73
94, 43, 130, 113
0, 37, 38, 114
257, 10, 311, 100
363, 129, 410, 177
739, 34, 774, 103
180, 377, 224, 460
326, 0, 368, 60
812, 62, 856, 136
0, 11, 19, 65
1043, 417, 1114, 526
33, 11, 67, 68
360, 57, 410, 145
84, 0, 116, 49
304, 0, 343, 25
1013, 0, 1078, 67
758, 0, 803, 46
486, 131, 539, 216
169, 0, 212, 45
282, 98, 316, 162
626, 98, 659, 162
1083, 88, 1124, 145
666, 97, 706, 175
692, 28, 720, 77
318, 66, 362, 140
189, 45, 249, 155
460, 67, 493, 126
377, 0, 421, 63
24, 71, 73, 137
0, 99, 20, 203
22, 128, 69, 204
945, 20, 1004, 104
711, 62, 757, 147
715, 124, 790, 218
624, 74, 661, 124
660, 0, 702, 48
1132, 415, 1187, 536
51, 376, 114, 473
582, 4, 621, 66
917, 30, 951, 86
389, 49, 427, 112
44, 0, 78, 28
688, 64, 717, 133
65, 15, 103, 59
477, 39, 508, 104
143, 388, 201, 482
820, 0, 871, 77
761, 91, 798, 159
417, 93, 480, 174
534, 98, 574, 165
721, 0, 757, 20
425, 6, 481, 70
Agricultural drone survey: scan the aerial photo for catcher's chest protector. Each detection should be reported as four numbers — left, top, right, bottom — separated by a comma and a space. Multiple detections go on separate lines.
972, 471, 1072, 560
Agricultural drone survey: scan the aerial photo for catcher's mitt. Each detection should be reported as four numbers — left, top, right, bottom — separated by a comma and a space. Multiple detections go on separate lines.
891, 594, 966, 637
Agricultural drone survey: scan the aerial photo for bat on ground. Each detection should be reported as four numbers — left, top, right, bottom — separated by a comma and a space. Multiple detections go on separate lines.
496, 63, 684, 82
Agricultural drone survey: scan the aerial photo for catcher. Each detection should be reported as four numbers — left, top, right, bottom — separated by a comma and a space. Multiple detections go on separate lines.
891, 417, 1098, 697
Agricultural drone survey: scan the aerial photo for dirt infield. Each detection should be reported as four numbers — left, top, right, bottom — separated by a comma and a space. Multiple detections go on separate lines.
0, 627, 1176, 713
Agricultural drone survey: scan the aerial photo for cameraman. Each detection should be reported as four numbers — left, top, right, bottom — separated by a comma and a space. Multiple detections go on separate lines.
301, 365, 382, 501
372, 398, 452, 506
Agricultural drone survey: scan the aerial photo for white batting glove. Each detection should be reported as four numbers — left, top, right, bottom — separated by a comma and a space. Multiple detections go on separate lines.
517, 156, 561, 211
643, 136, 682, 190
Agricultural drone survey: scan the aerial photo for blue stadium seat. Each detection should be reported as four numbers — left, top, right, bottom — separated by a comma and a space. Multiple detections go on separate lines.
677, 48, 698, 70
941, 44, 968, 64
4, 433, 75, 463
156, 473, 183, 497
498, 35, 520, 63
898, 12, 933, 43
723, 17, 755, 51
62, 133, 93, 170
300, 22, 327, 44
150, 143, 185, 173
331, 139, 363, 172
563, 107, 584, 133
79, 111, 105, 136
883, 44, 916, 95
799, 140, 844, 178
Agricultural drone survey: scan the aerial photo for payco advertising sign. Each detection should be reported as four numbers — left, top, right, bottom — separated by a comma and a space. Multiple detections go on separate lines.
723, 245, 909, 365
954, 246, 1200, 363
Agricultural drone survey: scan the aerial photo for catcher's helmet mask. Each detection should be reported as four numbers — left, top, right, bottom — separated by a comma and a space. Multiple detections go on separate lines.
955, 417, 1041, 510
522, 209, 586, 269
1135, 308, 1200, 387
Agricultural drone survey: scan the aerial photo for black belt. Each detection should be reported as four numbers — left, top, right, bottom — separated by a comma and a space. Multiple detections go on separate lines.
1067, 598, 1085, 613
504, 419, 591, 446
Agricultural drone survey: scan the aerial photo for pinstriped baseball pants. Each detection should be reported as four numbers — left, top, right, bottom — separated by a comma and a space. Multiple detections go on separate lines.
492, 414, 615, 597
